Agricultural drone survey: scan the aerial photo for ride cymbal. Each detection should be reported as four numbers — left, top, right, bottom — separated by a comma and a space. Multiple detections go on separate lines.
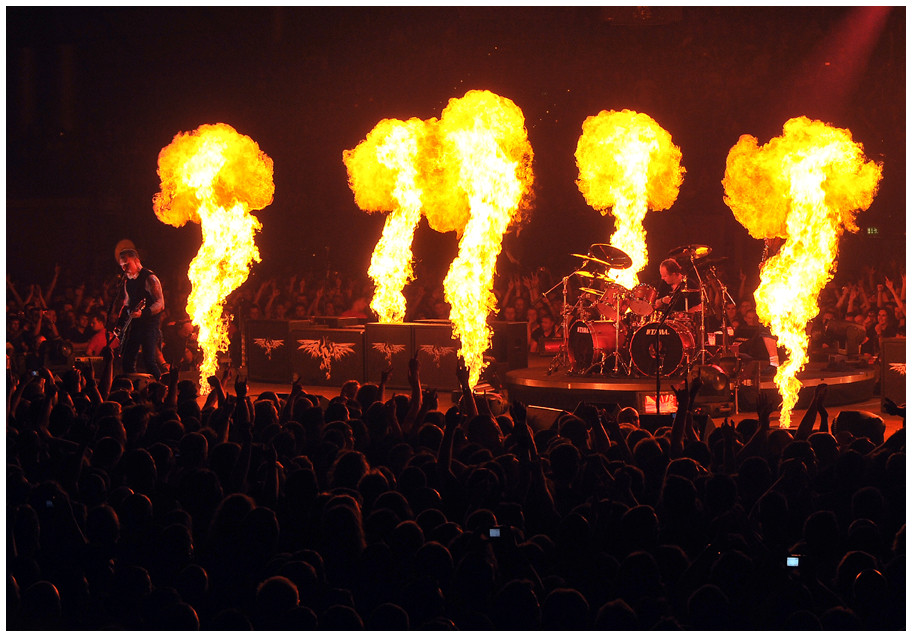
589, 243, 634, 269
668, 244, 712, 260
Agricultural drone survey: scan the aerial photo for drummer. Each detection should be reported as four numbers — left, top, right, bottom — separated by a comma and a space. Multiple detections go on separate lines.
654, 258, 702, 315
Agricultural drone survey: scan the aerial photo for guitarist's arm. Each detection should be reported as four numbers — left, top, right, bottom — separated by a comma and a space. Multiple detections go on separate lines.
144, 273, 165, 318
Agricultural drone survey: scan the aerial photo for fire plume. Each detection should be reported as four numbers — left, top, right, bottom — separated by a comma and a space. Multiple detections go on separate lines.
723, 116, 882, 426
575, 110, 684, 288
153, 123, 274, 389
344, 118, 426, 323
438, 90, 534, 387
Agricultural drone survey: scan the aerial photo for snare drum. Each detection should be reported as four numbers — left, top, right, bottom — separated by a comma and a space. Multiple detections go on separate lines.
568, 320, 627, 372
629, 320, 695, 376
628, 284, 658, 316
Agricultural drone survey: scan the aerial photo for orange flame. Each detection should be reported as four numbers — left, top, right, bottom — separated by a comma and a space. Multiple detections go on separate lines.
575, 110, 684, 288
344, 118, 426, 322
723, 116, 882, 426
153, 123, 274, 390
439, 90, 534, 387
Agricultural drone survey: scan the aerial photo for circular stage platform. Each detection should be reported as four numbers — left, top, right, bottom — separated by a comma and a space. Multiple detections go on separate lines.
506, 356, 877, 416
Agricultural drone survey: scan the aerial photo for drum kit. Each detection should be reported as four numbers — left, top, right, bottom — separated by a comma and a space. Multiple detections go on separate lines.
546, 242, 743, 382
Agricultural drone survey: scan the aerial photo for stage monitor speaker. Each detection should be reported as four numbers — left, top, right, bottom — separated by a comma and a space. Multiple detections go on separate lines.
638, 413, 675, 433
115, 373, 155, 392
833, 410, 886, 445
75, 356, 105, 379
527, 405, 564, 432
246, 320, 292, 383
413, 321, 461, 392
489, 321, 529, 369
880, 337, 906, 410
289, 326, 365, 386
365, 322, 417, 389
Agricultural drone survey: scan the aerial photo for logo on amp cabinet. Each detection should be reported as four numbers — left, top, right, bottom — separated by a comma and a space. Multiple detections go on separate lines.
419, 344, 456, 366
371, 342, 406, 366
297, 338, 357, 379
253, 338, 285, 359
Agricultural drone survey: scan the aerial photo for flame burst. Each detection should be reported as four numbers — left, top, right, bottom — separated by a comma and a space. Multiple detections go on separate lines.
575, 110, 684, 289
343, 118, 426, 322
438, 90, 534, 387
723, 116, 882, 427
153, 123, 274, 390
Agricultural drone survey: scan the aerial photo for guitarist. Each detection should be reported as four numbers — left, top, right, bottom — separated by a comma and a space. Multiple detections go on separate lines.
117, 248, 165, 379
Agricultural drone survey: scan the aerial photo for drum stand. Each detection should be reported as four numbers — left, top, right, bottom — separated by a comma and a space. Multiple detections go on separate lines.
546, 276, 573, 375
653, 286, 683, 413
589, 292, 630, 377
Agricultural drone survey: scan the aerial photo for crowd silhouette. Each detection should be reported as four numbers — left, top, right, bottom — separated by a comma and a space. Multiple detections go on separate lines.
6, 340, 905, 629
5, 256, 906, 630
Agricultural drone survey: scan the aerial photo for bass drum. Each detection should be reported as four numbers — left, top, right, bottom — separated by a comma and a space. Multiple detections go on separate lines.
568, 320, 627, 372
630, 321, 695, 377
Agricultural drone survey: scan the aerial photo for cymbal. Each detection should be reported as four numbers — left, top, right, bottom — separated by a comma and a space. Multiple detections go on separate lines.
668, 244, 712, 260
571, 253, 613, 268
695, 255, 728, 267
589, 243, 634, 269
579, 287, 604, 296
573, 270, 613, 282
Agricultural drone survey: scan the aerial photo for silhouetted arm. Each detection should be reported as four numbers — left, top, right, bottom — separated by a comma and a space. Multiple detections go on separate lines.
437, 406, 460, 483
401, 354, 422, 434
456, 357, 478, 418
99, 346, 114, 400
795, 384, 826, 441
737, 391, 775, 462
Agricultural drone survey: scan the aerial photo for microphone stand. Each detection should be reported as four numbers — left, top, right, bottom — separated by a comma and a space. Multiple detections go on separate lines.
689, 258, 708, 365
716, 268, 737, 356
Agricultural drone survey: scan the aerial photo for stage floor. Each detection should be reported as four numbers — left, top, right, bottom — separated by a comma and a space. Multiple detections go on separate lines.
230, 353, 902, 438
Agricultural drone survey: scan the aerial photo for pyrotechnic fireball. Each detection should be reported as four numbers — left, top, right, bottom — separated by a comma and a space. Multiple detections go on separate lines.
153, 123, 274, 390
438, 90, 534, 388
344, 118, 427, 323
575, 110, 684, 289
345, 90, 532, 387
723, 116, 882, 427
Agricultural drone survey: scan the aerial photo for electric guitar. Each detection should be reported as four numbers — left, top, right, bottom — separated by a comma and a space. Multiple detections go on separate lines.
113, 299, 146, 355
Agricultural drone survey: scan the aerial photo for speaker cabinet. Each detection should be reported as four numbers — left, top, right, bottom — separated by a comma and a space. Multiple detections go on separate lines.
489, 321, 529, 369
365, 322, 417, 389
312, 316, 363, 328
881, 337, 906, 409
289, 326, 365, 386
413, 321, 462, 392
245, 320, 292, 382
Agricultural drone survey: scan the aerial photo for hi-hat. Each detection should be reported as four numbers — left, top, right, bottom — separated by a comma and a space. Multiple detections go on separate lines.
668, 244, 712, 260
573, 270, 611, 281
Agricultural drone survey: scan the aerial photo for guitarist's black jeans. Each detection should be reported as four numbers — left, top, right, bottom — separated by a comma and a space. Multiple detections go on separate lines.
122, 316, 163, 379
